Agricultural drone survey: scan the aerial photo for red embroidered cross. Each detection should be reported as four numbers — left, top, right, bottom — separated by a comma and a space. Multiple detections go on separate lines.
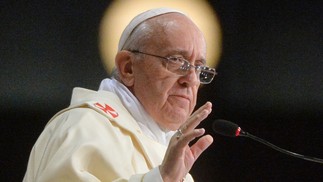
94, 102, 119, 118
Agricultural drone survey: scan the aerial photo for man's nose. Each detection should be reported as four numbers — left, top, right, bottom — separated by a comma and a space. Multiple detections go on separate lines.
178, 67, 199, 86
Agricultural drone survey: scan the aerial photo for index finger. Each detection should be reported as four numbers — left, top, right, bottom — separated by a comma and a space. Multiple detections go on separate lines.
180, 101, 212, 133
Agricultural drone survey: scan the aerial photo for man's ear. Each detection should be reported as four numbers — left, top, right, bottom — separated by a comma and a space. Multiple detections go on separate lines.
115, 50, 135, 87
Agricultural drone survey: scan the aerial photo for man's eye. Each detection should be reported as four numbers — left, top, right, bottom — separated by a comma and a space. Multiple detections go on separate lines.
194, 61, 205, 67
168, 57, 183, 63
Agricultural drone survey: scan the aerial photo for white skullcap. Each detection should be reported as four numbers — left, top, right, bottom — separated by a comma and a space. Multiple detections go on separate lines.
118, 7, 186, 51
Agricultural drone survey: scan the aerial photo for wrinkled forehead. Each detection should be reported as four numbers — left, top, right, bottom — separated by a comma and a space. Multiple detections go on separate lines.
148, 14, 207, 57
118, 8, 187, 51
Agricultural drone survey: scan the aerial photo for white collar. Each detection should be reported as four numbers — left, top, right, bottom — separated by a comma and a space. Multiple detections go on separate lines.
98, 78, 175, 146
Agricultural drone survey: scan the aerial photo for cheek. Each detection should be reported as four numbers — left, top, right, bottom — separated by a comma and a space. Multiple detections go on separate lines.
133, 62, 174, 105
190, 87, 198, 111
139, 80, 174, 105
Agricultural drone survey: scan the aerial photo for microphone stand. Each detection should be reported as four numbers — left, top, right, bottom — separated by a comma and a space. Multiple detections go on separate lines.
239, 130, 323, 164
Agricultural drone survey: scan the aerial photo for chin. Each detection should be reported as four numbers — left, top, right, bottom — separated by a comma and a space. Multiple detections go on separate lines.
162, 114, 188, 131
163, 122, 182, 131
157, 105, 190, 130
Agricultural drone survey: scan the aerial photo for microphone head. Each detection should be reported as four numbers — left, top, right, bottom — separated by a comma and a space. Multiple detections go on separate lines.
212, 119, 242, 137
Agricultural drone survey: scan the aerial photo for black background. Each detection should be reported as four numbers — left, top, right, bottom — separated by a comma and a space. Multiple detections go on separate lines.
1, 0, 322, 181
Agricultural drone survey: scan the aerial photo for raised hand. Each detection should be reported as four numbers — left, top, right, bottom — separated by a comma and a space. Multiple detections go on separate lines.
160, 102, 213, 182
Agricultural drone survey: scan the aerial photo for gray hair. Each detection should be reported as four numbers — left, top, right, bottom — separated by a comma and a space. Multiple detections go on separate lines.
111, 20, 160, 81
111, 8, 187, 81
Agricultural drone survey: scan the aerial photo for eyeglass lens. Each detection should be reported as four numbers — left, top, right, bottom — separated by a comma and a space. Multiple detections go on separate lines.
130, 50, 216, 84
167, 58, 215, 84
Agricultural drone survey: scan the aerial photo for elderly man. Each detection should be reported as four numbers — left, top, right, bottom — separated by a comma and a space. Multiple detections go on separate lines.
24, 8, 218, 181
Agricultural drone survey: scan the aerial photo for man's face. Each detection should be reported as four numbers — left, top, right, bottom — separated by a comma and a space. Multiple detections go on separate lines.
130, 14, 206, 131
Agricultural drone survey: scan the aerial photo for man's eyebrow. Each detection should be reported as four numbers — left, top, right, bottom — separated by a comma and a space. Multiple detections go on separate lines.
169, 50, 206, 59
165, 49, 187, 56
199, 59, 207, 65
166, 50, 206, 64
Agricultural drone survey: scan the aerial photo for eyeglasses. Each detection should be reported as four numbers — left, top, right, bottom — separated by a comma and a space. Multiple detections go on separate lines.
129, 50, 217, 84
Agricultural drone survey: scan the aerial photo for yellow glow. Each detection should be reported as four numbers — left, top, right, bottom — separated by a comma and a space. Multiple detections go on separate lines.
99, 0, 222, 74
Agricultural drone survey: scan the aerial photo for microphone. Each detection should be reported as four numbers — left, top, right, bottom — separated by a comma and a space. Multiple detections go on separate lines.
212, 119, 323, 164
